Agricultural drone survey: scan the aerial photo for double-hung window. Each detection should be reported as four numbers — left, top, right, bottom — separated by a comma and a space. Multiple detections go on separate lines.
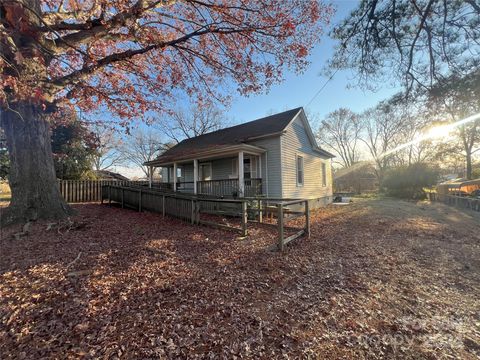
321, 163, 327, 187
296, 155, 304, 186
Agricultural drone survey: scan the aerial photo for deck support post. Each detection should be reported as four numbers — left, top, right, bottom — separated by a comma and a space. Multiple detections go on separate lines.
193, 159, 198, 194
258, 198, 263, 223
305, 200, 310, 238
121, 188, 124, 208
173, 163, 177, 192
108, 185, 111, 206
238, 151, 244, 197
241, 201, 248, 237
139, 189, 142, 212
278, 203, 284, 251
191, 200, 195, 224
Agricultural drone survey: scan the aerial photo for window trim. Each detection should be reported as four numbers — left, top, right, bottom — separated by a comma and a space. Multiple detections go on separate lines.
321, 162, 327, 187
296, 155, 304, 187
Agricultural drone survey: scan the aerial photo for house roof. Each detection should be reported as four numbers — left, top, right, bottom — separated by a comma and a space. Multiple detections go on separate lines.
146, 107, 334, 166
94, 170, 130, 181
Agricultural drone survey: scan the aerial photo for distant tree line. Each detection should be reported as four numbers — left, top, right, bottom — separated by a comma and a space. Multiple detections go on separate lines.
319, 0, 480, 198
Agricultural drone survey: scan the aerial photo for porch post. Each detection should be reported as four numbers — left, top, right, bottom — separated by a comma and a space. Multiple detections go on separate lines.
238, 151, 244, 197
173, 162, 177, 192
193, 159, 198, 195
258, 154, 262, 178
148, 166, 153, 188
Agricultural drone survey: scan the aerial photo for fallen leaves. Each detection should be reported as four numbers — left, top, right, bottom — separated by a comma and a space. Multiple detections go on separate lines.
0, 199, 479, 358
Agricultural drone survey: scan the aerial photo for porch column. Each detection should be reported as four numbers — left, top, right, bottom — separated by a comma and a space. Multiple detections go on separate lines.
173, 162, 177, 192
258, 154, 262, 178
193, 159, 198, 195
148, 166, 153, 188
238, 151, 244, 197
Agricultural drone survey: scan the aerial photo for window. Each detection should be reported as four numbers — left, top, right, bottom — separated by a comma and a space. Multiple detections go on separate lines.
176, 167, 182, 179
243, 158, 251, 179
321, 163, 327, 187
296, 155, 304, 186
231, 156, 258, 179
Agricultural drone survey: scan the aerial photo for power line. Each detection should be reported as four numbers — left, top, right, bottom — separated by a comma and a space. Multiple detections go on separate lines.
305, 68, 340, 108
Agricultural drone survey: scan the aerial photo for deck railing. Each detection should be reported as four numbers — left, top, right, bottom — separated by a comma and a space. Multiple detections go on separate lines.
196, 178, 262, 197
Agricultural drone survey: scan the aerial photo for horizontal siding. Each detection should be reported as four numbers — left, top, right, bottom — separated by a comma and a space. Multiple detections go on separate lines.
281, 113, 333, 200
181, 163, 194, 182
247, 137, 282, 197
209, 158, 235, 180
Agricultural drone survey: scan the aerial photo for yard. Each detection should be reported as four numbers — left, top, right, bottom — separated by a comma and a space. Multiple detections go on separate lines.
1, 198, 479, 359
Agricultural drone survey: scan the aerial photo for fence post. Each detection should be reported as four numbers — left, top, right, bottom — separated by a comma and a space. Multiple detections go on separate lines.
278, 203, 284, 251
121, 188, 124, 208
305, 200, 310, 238
241, 201, 248, 237
196, 200, 200, 224
138, 189, 142, 212
258, 199, 263, 223
162, 195, 165, 217
191, 200, 195, 224
108, 186, 112, 206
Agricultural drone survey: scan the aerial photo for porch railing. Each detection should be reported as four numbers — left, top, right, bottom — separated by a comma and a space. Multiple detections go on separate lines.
196, 178, 262, 197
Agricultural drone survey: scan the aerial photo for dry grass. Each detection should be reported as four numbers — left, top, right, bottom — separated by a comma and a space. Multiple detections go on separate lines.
0, 198, 479, 359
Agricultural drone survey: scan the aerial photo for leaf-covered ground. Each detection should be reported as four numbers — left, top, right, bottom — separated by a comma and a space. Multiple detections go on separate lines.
1, 198, 479, 359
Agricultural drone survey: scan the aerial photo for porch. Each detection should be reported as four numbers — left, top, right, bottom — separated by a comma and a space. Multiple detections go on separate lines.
145, 144, 265, 198
173, 178, 263, 198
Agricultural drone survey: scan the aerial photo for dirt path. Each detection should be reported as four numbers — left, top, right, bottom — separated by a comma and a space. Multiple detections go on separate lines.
1, 198, 479, 359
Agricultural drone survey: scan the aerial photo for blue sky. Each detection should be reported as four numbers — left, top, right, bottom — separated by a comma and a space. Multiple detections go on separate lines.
226, 1, 400, 127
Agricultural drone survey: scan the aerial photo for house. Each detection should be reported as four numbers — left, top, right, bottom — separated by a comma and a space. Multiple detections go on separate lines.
333, 161, 378, 194
144, 107, 334, 208
93, 169, 130, 181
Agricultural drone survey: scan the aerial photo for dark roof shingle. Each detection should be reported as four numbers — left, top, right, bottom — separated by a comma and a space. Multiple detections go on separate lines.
153, 107, 302, 163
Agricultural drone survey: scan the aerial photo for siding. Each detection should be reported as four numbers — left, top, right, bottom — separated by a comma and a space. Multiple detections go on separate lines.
181, 163, 194, 182
209, 157, 235, 180
280, 113, 333, 202
247, 137, 282, 197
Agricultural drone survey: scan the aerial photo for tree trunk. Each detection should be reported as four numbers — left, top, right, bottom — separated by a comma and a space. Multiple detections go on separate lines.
1, 103, 72, 225
466, 152, 473, 180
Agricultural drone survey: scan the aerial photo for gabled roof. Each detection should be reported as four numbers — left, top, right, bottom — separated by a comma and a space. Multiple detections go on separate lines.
146, 107, 334, 166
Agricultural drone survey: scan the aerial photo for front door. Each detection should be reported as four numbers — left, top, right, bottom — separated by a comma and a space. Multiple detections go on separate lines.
199, 163, 212, 180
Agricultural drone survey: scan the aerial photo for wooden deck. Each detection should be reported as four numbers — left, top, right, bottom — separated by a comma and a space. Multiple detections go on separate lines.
102, 184, 310, 250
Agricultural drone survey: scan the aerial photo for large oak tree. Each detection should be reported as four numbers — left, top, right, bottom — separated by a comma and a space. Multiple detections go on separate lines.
0, 0, 332, 224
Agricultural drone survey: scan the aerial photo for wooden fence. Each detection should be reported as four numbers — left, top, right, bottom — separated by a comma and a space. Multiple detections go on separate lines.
58, 180, 159, 203
244, 198, 311, 251
102, 185, 248, 235
432, 193, 480, 212
101, 184, 312, 250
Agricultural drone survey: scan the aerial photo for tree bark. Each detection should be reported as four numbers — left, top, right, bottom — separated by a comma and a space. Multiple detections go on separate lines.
1, 103, 72, 225
466, 152, 473, 180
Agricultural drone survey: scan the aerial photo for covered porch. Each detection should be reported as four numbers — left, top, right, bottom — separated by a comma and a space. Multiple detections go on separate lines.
145, 144, 265, 198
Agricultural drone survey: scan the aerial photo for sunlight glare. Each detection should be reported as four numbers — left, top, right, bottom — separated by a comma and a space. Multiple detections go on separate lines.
379, 112, 480, 159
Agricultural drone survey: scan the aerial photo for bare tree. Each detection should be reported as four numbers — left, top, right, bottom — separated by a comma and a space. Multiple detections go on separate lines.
359, 100, 409, 181
158, 103, 227, 143
425, 72, 480, 179
91, 125, 124, 171
317, 108, 361, 168
121, 128, 169, 178
328, 0, 480, 93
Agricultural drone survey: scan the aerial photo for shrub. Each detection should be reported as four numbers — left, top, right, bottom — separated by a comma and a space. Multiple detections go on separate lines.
382, 164, 439, 199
